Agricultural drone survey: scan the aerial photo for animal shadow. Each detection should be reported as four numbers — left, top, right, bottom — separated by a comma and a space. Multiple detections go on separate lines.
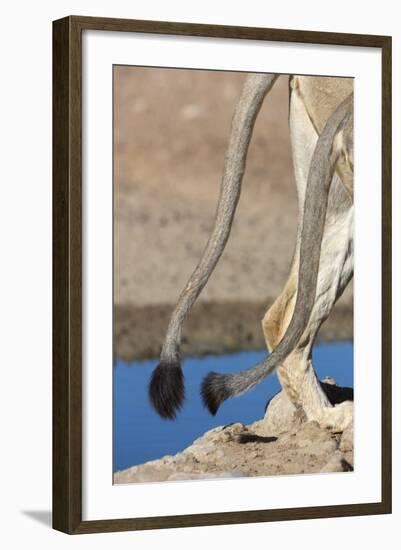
237, 433, 278, 444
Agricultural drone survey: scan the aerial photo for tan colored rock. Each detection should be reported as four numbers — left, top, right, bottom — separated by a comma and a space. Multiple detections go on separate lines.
320, 450, 348, 473
251, 390, 298, 436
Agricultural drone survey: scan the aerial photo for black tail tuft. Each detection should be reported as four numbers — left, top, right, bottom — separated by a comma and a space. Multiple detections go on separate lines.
201, 371, 232, 416
149, 360, 185, 420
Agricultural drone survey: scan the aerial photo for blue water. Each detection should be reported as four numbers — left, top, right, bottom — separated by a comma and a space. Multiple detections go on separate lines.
113, 342, 353, 472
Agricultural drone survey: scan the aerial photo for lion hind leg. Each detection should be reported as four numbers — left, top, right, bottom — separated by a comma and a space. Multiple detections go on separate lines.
262, 268, 332, 417
263, 288, 353, 432
262, 208, 354, 433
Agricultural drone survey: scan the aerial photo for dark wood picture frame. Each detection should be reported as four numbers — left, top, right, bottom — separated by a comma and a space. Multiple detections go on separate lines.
53, 15, 392, 534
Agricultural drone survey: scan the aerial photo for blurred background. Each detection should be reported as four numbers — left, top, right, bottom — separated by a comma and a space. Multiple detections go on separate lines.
113, 67, 353, 361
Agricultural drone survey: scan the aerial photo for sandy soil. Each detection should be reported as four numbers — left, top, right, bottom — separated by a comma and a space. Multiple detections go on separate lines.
114, 67, 352, 360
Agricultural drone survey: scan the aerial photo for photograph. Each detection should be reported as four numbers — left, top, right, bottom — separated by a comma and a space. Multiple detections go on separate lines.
112, 66, 355, 484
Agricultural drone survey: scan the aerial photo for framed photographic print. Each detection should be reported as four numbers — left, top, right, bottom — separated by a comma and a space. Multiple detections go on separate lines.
52, 15, 392, 534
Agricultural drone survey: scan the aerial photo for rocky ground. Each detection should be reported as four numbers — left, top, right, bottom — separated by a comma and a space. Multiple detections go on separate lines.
114, 379, 353, 484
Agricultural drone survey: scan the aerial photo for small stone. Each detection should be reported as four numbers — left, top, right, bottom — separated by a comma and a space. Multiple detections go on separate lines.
322, 376, 337, 385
